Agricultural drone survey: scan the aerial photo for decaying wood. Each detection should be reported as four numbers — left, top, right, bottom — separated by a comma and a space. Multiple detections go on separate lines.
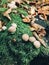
33, 32, 47, 47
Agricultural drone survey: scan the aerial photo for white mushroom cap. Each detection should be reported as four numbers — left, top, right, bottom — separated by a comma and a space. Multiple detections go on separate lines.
34, 41, 41, 48
2, 26, 7, 30
29, 37, 36, 42
11, 23, 17, 28
8, 26, 16, 33
22, 34, 29, 41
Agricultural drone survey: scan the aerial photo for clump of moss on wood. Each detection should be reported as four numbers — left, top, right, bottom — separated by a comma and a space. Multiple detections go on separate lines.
0, 13, 49, 65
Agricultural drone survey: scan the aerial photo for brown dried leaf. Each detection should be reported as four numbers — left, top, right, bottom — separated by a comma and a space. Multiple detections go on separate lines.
42, 6, 49, 11
3, 8, 12, 20
38, 29, 46, 38
44, 11, 49, 15
23, 17, 30, 23
31, 23, 45, 31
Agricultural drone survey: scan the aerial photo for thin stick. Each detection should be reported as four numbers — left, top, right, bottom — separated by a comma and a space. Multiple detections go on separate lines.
33, 32, 47, 47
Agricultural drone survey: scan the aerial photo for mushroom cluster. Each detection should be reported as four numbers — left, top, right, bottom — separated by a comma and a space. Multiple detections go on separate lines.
22, 33, 41, 48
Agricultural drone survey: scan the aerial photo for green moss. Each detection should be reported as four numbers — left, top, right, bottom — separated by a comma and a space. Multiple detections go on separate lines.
0, 8, 49, 65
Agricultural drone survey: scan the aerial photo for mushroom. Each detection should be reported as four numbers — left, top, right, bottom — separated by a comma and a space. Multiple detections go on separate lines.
8, 23, 17, 33
22, 34, 29, 41
29, 36, 36, 42
8, 26, 16, 33
33, 40, 41, 48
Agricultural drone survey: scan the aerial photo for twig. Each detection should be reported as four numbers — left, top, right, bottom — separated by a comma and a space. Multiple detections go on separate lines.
33, 32, 47, 47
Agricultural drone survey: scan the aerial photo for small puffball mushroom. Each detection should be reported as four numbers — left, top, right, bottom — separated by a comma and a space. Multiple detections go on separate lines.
2, 26, 7, 30
22, 34, 29, 41
11, 23, 17, 28
29, 37, 36, 42
8, 26, 16, 33
34, 41, 41, 48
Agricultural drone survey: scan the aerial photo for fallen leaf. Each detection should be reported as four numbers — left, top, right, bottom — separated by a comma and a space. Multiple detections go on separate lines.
3, 8, 12, 20
23, 17, 30, 23
42, 6, 49, 11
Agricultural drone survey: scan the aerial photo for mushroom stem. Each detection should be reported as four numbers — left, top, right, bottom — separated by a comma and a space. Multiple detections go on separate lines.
33, 32, 46, 47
